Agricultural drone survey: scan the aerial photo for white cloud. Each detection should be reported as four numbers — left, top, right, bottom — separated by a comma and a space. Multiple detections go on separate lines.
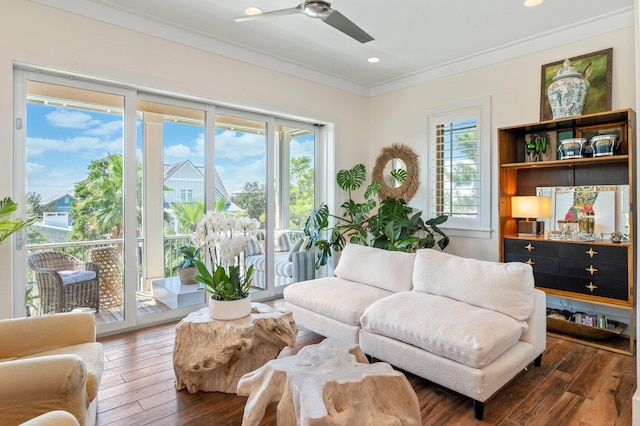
27, 136, 121, 157
85, 120, 123, 137
215, 130, 265, 161
46, 109, 97, 129
165, 144, 193, 158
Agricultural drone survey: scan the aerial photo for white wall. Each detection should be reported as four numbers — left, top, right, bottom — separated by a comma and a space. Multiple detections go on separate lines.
369, 28, 636, 261
0, 1, 636, 319
0, 0, 370, 319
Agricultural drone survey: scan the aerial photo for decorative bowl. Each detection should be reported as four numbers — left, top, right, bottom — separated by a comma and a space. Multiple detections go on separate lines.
590, 135, 618, 157
558, 138, 586, 159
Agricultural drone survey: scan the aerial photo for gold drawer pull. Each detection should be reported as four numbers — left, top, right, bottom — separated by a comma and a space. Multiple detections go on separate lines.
586, 247, 598, 258
526, 258, 535, 266
585, 282, 598, 292
586, 265, 598, 275
525, 243, 535, 252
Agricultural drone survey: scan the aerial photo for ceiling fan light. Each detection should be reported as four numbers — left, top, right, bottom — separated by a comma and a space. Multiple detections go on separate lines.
244, 7, 262, 16
523, 0, 543, 6
368, 57, 380, 63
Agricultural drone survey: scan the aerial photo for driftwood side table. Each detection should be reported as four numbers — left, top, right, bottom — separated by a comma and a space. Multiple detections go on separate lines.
173, 303, 297, 394
237, 338, 421, 426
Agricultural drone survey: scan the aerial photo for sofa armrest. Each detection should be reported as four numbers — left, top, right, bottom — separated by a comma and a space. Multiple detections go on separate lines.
520, 289, 547, 357
292, 250, 315, 283
0, 312, 96, 358
0, 355, 88, 425
20, 410, 80, 426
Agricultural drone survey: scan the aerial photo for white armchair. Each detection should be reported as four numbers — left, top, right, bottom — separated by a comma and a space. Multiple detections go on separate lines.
0, 312, 104, 426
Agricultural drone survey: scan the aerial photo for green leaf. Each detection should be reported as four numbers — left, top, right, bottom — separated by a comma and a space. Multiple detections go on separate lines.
364, 182, 381, 199
336, 164, 366, 192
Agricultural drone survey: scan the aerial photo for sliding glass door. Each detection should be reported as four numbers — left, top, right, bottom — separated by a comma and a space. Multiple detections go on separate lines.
13, 68, 321, 331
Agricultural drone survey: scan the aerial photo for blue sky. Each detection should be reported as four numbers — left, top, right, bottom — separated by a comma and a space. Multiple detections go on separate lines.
26, 103, 314, 201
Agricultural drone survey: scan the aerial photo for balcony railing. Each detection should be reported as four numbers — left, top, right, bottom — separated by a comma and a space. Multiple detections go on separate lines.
25, 230, 304, 291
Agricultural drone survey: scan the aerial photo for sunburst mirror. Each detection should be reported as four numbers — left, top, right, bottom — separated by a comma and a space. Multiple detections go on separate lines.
372, 143, 419, 202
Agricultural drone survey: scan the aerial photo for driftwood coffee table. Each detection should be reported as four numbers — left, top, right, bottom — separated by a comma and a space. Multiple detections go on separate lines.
173, 303, 297, 394
237, 338, 421, 426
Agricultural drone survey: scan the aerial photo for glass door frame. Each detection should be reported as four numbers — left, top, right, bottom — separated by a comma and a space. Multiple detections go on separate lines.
12, 69, 139, 334
13, 66, 330, 332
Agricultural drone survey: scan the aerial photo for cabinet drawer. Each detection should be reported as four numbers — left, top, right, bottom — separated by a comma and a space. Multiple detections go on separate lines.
504, 254, 558, 275
556, 275, 629, 301
534, 274, 629, 301
504, 239, 558, 257
559, 258, 628, 282
559, 244, 628, 265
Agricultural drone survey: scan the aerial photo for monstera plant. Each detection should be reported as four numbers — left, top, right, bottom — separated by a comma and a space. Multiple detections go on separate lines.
304, 164, 449, 268
0, 197, 34, 244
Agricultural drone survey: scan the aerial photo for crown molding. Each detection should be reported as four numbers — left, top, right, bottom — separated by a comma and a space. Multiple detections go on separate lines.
31, 1, 635, 98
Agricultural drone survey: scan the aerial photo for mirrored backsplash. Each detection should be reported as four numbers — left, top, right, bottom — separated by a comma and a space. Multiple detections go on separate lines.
536, 185, 630, 241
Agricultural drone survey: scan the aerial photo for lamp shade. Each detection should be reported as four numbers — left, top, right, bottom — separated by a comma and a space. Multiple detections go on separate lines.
511, 196, 552, 219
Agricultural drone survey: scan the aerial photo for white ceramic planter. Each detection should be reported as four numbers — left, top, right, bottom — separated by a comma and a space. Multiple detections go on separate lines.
209, 294, 252, 320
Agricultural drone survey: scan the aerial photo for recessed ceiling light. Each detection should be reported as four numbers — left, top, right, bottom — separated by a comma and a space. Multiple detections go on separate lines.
523, 0, 543, 6
245, 7, 262, 16
368, 57, 380, 63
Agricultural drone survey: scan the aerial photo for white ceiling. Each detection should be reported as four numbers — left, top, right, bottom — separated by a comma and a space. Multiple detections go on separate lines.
33, 0, 635, 96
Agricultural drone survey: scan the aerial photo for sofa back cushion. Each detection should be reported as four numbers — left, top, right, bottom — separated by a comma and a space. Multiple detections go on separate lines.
412, 249, 534, 321
334, 243, 415, 292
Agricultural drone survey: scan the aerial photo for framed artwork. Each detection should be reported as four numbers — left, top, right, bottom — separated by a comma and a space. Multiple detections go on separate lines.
540, 48, 612, 121
524, 131, 557, 162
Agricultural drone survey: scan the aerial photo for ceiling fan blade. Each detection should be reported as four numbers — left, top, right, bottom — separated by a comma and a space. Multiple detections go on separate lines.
321, 9, 373, 43
235, 6, 302, 22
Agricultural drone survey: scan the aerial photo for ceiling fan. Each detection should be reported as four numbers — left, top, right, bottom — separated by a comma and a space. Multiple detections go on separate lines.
235, 1, 374, 44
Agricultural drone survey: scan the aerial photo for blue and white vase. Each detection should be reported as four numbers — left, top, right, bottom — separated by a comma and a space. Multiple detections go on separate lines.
547, 59, 588, 120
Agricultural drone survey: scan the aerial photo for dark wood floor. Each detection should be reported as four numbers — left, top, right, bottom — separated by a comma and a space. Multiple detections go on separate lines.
96, 300, 636, 426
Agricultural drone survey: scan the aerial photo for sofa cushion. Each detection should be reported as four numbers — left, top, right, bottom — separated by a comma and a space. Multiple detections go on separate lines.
246, 252, 292, 277
360, 292, 524, 368
412, 249, 534, 321
59, 270, 97, 285
288, 237, 305, 261
245, 238, 264, 257
275, 231, 291, 252
334, 244, 415, 292
283, 277, 392, 326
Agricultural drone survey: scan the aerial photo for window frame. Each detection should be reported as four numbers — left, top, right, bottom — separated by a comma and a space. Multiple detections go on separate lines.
426, 97, 492, 239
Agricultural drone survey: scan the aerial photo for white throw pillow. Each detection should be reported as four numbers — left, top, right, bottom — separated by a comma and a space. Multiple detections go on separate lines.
412, 249, 534, 321
334, 243, 415, 292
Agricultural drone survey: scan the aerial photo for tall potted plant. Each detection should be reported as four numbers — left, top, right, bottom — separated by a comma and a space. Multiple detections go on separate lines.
304, 164, 449, 268
191, 210, 259, 320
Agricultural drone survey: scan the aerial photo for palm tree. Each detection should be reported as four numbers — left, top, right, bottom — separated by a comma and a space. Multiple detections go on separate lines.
70, 153, 141, 240
169, 201, 205, 234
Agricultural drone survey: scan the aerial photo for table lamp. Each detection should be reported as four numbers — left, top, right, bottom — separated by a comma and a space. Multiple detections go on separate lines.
511, 196, 552, 236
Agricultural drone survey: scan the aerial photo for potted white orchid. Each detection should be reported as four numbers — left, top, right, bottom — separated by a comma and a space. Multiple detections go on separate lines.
191, 210, 259, 320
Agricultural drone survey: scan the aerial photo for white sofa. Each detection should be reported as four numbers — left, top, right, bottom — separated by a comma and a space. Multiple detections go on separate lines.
283, 243, 546, 420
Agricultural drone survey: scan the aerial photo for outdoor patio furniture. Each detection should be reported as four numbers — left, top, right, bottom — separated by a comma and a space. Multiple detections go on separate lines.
28, 251, 100, 314
89, 246, 123, 309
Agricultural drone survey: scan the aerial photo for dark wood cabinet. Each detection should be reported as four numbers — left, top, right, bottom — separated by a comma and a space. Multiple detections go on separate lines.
504, 238, 629, 302
498, 109, 635, 355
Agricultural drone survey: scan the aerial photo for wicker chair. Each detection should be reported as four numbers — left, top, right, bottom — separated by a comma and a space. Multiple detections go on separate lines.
28, 252, 100, 314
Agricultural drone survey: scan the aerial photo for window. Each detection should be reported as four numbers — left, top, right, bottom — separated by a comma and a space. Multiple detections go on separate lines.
180, 188, 194, 202
427, 98, 491, 238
